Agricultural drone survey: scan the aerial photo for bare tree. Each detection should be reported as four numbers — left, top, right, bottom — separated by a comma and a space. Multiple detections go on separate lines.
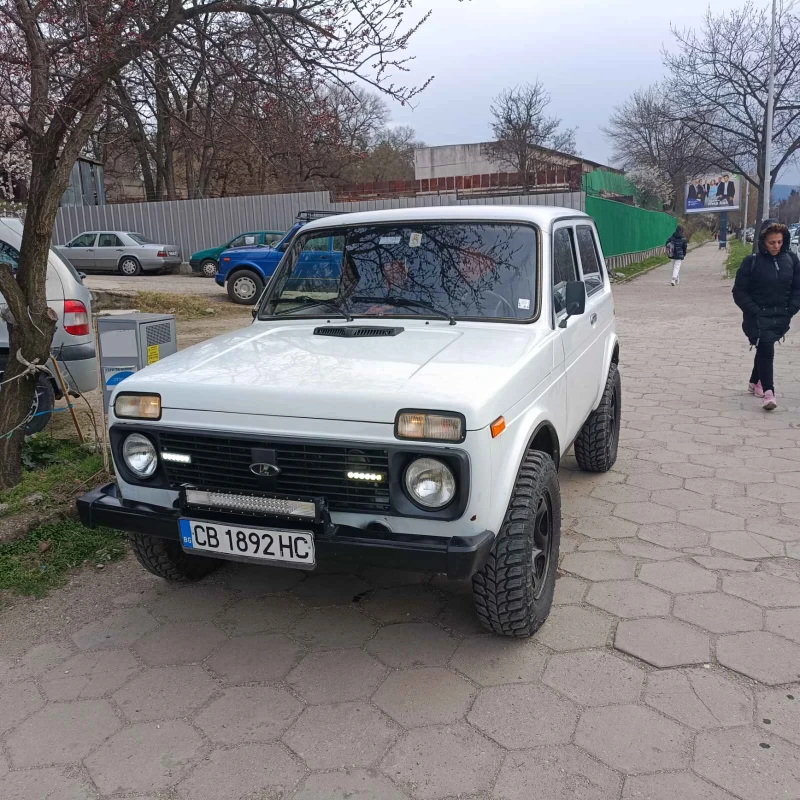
0, 0, 432, 488
487, 81, 577, 188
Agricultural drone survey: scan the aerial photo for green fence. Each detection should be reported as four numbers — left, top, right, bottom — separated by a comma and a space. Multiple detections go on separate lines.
586, 195, 677, 258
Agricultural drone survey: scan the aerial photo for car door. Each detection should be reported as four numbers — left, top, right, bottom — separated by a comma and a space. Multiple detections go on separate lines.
552, 222, 596, 443
64, 233, 97, 269
96, 233, 124, 269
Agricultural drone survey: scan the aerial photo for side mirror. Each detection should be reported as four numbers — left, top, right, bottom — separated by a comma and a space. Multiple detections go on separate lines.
78, 272, 87, 282
558, 280, 586, 328
66, 242, 72, 247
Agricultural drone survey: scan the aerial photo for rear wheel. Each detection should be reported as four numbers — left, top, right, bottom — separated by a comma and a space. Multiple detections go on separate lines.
227, 269, 264, 305
574, 362, 621, 473
472, 450, 561, 638
129, 533, 220, 582
200, 259, 218, 278
118, 257, 141, 276
25, 377, 55, 435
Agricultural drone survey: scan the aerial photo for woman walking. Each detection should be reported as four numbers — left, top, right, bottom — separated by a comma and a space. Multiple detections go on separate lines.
666, 226, 689, 287
733, 220, 800, 410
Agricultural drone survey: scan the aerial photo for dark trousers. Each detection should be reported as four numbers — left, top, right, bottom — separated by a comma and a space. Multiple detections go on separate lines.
749, 341, 775, 392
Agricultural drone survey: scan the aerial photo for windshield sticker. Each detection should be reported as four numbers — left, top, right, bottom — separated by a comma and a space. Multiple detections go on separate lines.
379, 236, 401, 245
409, 232, 423, 248
518, 299, 531, 311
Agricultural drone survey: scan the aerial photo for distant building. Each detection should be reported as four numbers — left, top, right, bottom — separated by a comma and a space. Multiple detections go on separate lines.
60, 157, 106, 207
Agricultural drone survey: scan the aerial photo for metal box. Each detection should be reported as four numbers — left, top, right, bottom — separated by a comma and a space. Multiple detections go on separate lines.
97, 313, 177, 410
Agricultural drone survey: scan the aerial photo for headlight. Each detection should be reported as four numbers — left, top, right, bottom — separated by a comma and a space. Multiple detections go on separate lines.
396, 411, 464, 442
115, 393, 161, 420
404, 457, 456, 509
122, 433, 158, 478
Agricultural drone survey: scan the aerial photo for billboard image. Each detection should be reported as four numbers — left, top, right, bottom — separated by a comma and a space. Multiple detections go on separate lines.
685, 174, 741, 214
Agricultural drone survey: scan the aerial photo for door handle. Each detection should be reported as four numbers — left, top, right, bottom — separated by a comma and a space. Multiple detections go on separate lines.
590, 313, 598, 325
87, 249, 94, 252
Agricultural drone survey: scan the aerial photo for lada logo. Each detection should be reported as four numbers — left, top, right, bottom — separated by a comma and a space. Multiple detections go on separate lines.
249, 463, 281, 477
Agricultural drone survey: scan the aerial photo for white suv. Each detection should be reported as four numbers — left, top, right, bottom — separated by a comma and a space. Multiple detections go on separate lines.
79, 206, 620, 637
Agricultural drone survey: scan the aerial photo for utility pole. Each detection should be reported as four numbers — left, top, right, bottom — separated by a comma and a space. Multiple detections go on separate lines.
762, 0, 778, 221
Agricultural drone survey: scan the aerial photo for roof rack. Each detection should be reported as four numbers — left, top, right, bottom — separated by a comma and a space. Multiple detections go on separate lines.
296, 210, 345, 222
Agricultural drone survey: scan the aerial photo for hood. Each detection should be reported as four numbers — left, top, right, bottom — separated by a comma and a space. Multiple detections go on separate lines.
758, 219, 791, 255
116, 321, 550, 429
191, 245, 224, 260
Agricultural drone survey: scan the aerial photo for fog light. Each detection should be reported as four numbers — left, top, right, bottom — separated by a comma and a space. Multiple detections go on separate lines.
404, 457, 456, 509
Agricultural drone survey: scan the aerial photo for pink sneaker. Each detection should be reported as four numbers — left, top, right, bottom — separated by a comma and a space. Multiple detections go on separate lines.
750, 381, 764, 398
762, 390, 777, 411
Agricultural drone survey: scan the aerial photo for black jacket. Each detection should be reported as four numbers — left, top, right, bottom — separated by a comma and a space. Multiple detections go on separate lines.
666, 232, 688, 260
733, 225, 800, 345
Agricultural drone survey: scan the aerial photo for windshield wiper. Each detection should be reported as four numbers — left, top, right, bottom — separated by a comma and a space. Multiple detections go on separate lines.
274, 296, 353, 321
351, 295, 456, 325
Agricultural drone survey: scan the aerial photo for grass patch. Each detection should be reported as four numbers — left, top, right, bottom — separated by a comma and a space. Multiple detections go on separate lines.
725, 238, 750, 279
133, 291, 244, 320
0, 518, 126, 596
613, 254, 671, 281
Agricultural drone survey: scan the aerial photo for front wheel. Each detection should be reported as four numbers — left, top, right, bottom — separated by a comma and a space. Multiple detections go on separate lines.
200, 259, 218, 278
472, 450, 561, 638
574, 362, 621, 473
129, 533, 220, 582
227, 270, 264, 305
118, 257, 141, 276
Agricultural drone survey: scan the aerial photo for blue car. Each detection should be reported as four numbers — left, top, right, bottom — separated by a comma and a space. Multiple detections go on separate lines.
216, 212, 343, 305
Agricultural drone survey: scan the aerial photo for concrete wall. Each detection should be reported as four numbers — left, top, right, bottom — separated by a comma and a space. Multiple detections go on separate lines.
414, 144, 502, 181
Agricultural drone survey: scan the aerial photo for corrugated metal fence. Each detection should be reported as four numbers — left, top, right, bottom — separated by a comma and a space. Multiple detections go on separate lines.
53, 189, 585, 260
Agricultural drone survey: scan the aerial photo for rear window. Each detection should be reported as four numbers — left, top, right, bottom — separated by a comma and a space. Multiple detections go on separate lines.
128, 233, 156, 245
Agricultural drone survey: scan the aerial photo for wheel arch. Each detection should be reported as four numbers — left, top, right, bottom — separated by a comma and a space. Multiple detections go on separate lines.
526, 421, 561, 470
225, 262, 270, 283
592, 332, 620, 409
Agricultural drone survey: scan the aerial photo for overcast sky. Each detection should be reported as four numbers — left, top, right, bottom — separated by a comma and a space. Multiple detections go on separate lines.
388, 0, 800, 185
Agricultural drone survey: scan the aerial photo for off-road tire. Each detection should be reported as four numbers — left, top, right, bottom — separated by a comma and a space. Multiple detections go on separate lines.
129, 532, 219, 582
574, 362, 621, 473
472, 450, 561, 638
118, 257, 142, 276
200, 259, 218, 278
227, 269, 264, 305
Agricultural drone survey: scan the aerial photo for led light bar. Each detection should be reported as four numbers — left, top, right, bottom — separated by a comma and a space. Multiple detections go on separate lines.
161, 451, 192, 464
347, 471, 384, 482
185, 490, 316, 518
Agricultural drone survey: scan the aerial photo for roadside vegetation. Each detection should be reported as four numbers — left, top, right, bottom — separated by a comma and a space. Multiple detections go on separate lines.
726, 238, 750, 278
94, 290, 251, 321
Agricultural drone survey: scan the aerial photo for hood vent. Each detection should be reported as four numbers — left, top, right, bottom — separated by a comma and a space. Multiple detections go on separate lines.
313, 326, 404, 338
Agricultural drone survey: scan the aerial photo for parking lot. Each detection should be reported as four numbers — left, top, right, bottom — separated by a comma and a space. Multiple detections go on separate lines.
85, 271, 224, 297
2, 243, 800, 800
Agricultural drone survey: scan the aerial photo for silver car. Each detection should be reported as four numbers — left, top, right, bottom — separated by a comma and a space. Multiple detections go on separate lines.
56, 231, 182, 276
0, 217, 98, 434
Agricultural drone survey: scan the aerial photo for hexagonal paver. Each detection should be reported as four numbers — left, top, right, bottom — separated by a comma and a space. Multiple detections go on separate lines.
176, 743, 304, 800
573, 515, 639, 539
767, 608, 800, 643
449, 635, 547, 685
468, 684, 578, 749
638, 561, 718, 594
365, 622, 458, 668
615, 619, 710, 667
381, 723, 503, 800
748, 482, 800, 503
374, 667, 475, 727
225, 564, 305, 595
760, 557, 800, 582
693, 556, 759, 572
560, 552, 636, 581
85, 720, 206, 795
495, 745, 621, 800
536, 605, 613, 651
291, 606, 378, 647
722, 574, 800, 608
0, 679, 44, 734
651, 488, 712, 510
747, 522, 800, 543
283, 702, 396, 769
133, 621, 227, 665
586, 580, 671, 618
575, 705, 692, 774
674, 592, 763, 634
717, 632, 800, 685
758, 687, 800, 747
72, 607, 159, 650
40, 649, 141, 701
543, 650, 644, 706
554, 575, 588, 604
294, 769, 410, 800
287, 648, 385, 703
435, 594, 488, 636
0, 641, 72, 682
614, 502, 677, 525
361, 585, 445, 623
644, 668, 753, 729
113, 665, 217, 721
216, 595, 304, 635
622, 772, 739, 800
195, 685, 302, 744
638, 522, 708, 549
678, 509, 744, 532
694, 727, 800, 800
292, 573, 370, 606
710, 531, 784, 559
146, 584, 233, 621
618, 540, 681, 561
7, 700, 120, 767
0, 767, 98, 800
592, 484, 652, 504
208, 633, 303, 683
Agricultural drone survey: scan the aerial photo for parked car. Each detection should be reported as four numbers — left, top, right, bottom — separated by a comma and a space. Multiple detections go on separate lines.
190, 231, 285, 278
216, 211, 340, 304
78, 205, 621, 638
0, 218, 98, 434
791, 230, 800, 257
56, 231, 182, 276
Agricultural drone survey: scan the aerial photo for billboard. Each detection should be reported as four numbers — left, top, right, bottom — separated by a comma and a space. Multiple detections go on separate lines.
685, 174, 741, 214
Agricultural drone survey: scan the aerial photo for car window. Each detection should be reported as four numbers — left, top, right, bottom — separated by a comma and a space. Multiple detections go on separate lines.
304, 236, 331, 252
70, 233, 96, 248
98, 233, 122, 247
0, 240, 20, 272
552, 227, 578, 315
127, 233, 155, 245
576, 226, 604, 295
229, 235, 246, 248
264, 233, 283, 246
332, 236, 345, 253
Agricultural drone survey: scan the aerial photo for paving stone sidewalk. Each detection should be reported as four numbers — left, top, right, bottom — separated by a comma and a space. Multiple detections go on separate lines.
2, 243, 800, 800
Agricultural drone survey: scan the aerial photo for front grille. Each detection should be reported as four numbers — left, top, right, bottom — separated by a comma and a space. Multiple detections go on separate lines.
157, 432, 391, 514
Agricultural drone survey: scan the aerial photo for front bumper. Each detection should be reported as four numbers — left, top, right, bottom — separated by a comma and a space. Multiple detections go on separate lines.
78, 483, 494, 580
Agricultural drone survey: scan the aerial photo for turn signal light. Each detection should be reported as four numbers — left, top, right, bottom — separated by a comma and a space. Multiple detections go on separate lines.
491, 417, 506, 438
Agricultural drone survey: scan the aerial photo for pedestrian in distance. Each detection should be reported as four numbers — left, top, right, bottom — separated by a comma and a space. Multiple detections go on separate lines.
665, 226, 689, 286
733, 219, 800, 411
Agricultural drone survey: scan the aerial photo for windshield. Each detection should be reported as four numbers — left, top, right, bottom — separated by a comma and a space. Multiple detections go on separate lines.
259, 222, 538, 322
127, 233, 156, 245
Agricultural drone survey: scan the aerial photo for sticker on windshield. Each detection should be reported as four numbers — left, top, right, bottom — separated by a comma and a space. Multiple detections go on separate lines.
409, 232, 423, 248
379, 236, 401, 245
518, 299, 531, 311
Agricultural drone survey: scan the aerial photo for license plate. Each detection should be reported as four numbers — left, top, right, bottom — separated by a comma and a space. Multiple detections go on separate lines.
168, 250, 178, 256
179, 519, 314, 565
